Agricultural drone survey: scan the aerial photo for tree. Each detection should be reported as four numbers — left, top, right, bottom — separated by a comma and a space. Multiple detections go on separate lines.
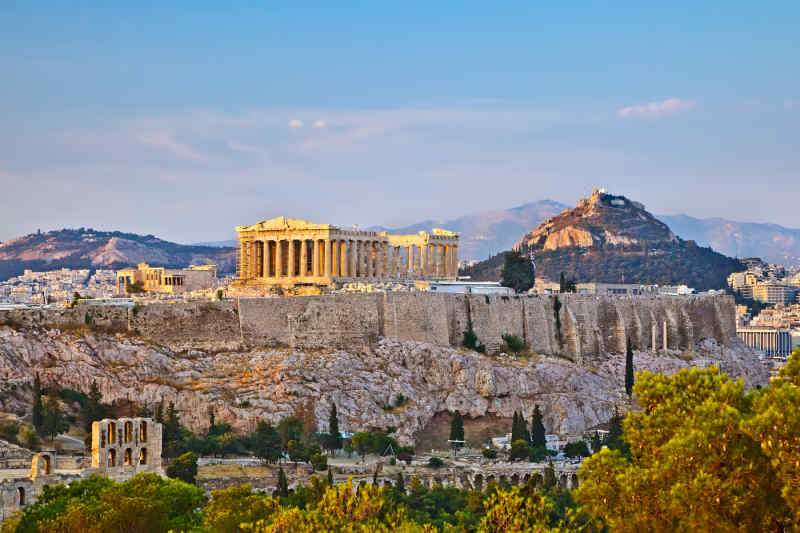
509, 440, 531, 462
327, 467, 334, 487
510, 411, 528, 444
449, 411, 464, 450
32, 373, 44, 431
576, 365, 792, 532
480, 486, 570, 533
166, 452, 198, 485
625, 337, 634, 396
202, 484, 276, 533
41, 396, 67, 443
253, 421, 282, 464
563, 441, 590, 458
500, 250, 535, 293
85, 379, 105, 431
530, 405, 546, 449
553, 297, 562, 345
277, 466, 289, 498
326, 403, 342, 452
559, 272, 577, 293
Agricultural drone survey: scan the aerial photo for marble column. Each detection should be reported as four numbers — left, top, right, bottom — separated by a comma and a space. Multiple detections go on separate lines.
276, 239, 284, 277
340, 241, 348, 277
452, 245, 458, 277
311, 239, 319, 277
299, 239, 307, 277
324, 239, 332, 278
288, 239, 296, 278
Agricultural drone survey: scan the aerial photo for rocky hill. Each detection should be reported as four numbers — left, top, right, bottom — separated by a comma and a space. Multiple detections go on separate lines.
0, 228, 237, 281
462, 190, 745, 291
0, 326, 767, 446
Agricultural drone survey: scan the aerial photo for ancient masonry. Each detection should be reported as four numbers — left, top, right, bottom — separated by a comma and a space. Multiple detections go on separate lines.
0, 293, 737, 360
232, 216, 459, 290
0, 418, 162, 521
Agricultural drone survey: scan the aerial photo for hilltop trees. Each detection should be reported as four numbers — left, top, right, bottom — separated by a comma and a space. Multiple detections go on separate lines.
500, 250, 535, 293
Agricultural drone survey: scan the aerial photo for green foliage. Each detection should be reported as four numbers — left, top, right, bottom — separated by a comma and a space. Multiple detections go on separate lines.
32, 373, 43, 431
500, 250, 535, 293
351, 431, 397, 459
253, 421, 282, 463
511, 410, 530, 444
576, 355, 800, 532
482, 447, 498, 459
58, 388, 87, 407
427, 456, 445, 469
449, 410, 465, 449
9, 473, 204, 533
562, 441, 591, 458
509, 440, 532, 461
216, 289, 224, 301
40, 396, 68, 442
553, 296, 563, 346
310, 452, 327, 471
625, 337, 634, 396
531, 404, 546, 449
277, 466, 289, 498
501, 333, 526, 353
166, 452, 198, 485
202, 484, 277, 533
324, 403, 342, 452
394, 393, 408, 407
462, 327, 479, 351
559, 271, 577, 293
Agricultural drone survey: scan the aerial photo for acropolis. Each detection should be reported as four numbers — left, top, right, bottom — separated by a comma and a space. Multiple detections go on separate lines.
232, 216, 459, 291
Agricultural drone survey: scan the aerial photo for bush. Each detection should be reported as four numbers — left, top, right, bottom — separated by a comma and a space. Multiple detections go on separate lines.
528, 445, 555, 462
394, 393, 408, 407
462, 328, 478, 350
502, 333, 526, 353
427, 456, 445, 469
166, 452, 198, 484
509, 440, 531, 461
59, 388, 88, 407
563, 440, 591, 458
482, 447, 498, 459
310, 453, 328, 471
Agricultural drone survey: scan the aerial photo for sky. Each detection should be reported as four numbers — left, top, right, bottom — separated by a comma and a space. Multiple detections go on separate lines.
1, 2, 798, 243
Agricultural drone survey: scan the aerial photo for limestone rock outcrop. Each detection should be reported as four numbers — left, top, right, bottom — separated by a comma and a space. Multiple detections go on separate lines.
0, 326, 767, 445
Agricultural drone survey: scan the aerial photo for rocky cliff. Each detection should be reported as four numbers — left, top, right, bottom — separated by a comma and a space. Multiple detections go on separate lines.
0, 324, 767, 445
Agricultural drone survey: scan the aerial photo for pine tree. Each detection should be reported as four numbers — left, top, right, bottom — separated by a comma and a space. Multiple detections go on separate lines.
277, 466, 289, 498
625, 337, 635, 397
41, 396, 67, 443
327, 466, 334, 486
449, 411, 465, 450
327, 403, 342, 451
559, 272, 567, 293
32, 373, 44, 431
531, 405, 546, 449
85, 379, 104, 430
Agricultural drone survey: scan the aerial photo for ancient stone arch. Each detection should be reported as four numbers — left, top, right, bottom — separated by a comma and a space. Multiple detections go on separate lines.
17, 487, 25, 506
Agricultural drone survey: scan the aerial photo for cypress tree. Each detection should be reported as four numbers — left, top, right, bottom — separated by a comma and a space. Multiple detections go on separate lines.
395, 471, 405, 493
625, 337, 635, 397
510, 411, 521, 442
327, 403, 342, 451
32, 373, 44, 431
531, 405, 546, 448
327, 466, 334, 486
449, 410, 465, 449
277, 466, 289, 498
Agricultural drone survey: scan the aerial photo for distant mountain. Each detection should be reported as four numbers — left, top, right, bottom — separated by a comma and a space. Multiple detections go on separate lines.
0, 228, 237, 281
656, 215, 800, 267
370, 200, 569, 261
462, 190, 745, 291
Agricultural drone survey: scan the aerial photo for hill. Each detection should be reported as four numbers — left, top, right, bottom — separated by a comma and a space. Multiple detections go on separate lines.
462, 190, 745, 291
0, 228, 237, 281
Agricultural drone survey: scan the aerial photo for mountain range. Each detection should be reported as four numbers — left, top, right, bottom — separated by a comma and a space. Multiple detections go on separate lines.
0, 228, 236, 282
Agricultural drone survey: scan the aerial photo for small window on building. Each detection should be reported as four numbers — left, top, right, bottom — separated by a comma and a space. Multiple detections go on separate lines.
124, 421, 133, 443
18, 487, 25, 506
108, 449, 116, 467
124, 448, 132, 466
108, 423, 116, 444
140, 421, 147, 441
139, 448, 147, 465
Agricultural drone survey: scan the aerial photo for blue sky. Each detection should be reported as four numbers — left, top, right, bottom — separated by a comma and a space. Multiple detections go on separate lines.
1, 2, 798, 243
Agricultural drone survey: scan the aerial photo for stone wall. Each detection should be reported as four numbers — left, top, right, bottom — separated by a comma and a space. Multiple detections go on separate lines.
0, 293, 738, 357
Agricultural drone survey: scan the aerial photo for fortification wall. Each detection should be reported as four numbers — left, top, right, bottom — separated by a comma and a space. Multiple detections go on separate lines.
0, 293, 737, 357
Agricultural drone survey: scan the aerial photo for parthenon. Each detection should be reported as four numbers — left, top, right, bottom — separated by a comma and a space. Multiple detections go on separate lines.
233, 217, 458, 288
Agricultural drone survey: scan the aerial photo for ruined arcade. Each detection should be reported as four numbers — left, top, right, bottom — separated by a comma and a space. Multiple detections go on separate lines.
232, 216, 459, 291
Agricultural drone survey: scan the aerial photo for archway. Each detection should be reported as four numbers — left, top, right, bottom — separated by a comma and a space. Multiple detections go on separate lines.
18, 487, 25, 506
108, 422, 116, 444
108, 449, 116, 467
124, 422, 133, 443
124, 448, 132, 466
140, 421, 147, 441
42, 455, 51, 475
139, 448, 147, 465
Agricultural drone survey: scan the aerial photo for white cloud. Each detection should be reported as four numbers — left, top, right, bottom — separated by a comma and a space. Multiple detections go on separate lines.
288, 119, 304, 128
617, 98, 695, 119
313, 119, 326, 128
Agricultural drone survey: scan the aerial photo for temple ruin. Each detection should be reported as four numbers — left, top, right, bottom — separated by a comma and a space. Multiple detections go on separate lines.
0, 417, 162, 521
232, 217, 459, 291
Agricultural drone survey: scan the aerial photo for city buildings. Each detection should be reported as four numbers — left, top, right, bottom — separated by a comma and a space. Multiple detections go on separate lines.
116, 263, 218, 295
0, 269, 117, 304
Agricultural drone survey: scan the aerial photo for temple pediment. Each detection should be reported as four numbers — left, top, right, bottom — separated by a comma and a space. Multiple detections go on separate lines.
237, 216, 332, 233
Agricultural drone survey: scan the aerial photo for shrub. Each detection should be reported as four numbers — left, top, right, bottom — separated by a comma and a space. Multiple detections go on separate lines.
394, 393, 408, 407
502, 333, 526, 353
482, 447, 498, 459
427, 456, 444, 469
310, 453, 328, 471
477, 343, 486, 354
462, 328, 478, 350
509, 440, 531, 461
59, 388, 88, 407
563, 440, 591, 458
